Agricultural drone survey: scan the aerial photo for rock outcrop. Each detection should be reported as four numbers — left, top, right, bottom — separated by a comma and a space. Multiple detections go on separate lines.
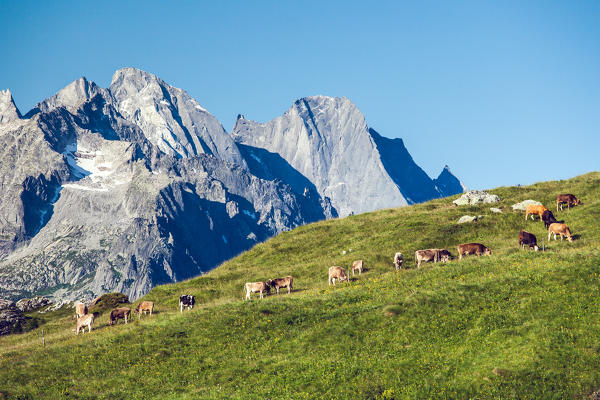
453, 191, 500, 206
0, 299, 26, 336
15, 296, 52, 312
511, 200, 542, 211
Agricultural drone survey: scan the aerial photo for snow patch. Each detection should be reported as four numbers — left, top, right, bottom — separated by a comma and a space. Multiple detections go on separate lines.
249, 152, 262, 164
242, 210, 256, 219
222, 235, 228, 244
62, 184, 109, 192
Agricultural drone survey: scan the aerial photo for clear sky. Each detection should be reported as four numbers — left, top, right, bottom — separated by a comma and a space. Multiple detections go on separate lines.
1, 0, 598, 190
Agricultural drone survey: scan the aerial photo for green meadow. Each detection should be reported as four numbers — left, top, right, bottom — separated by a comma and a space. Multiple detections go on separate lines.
1, 172, 599, 399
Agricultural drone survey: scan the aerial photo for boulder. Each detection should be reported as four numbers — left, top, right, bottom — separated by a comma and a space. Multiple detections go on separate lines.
490, 207, 503, 213
511, 200, 542, 211
458, 215, 484, 224
15, 296, 52, 312
453, 191, 500, 206
0, 299, 26, 336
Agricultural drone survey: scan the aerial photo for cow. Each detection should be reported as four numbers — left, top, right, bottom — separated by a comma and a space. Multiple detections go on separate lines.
525, 204, 549, 221
75, 302, 88, 319
518, 230, 539, 251
548, 223, 573, 242
393, 252, 403, 270
556, 194, 580, 211
179, 295, 195, 312
267, 276, 293, 295
134, 301, 154, 319
457, 243, 491, 260
245, 282, 270, 300
328, 266, 348, 286
351, 260, 364, 275
437, 249, 453, 262
541, 210, 560, 229
109, 307, 131, 325
76, 313, 94, 335
415, 249, 450, 268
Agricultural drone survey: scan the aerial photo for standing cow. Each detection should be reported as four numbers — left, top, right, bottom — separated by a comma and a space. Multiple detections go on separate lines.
74, 302, 88, 319
415, 249, 451, 268
457, 243, 491, 259
541, 210, 560, 229
76, 313, 94, 335
179, 295, 195, 312
109, 308, 131, 325
134, 301, 154, 319
245, 282, 270, 300
518, 230, 539, 251
328, 266, 348, 286
556, 194, 580, 211
548, 223, 574, 242
267, 276, 293, 295
393, 252, 403, 270
351, 260, 364, 276
525, 204, 549, 221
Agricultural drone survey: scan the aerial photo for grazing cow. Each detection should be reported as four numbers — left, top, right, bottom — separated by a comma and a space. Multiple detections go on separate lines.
541, 210, 560, 229
556, 194, 580, 211
437, 249, 453, 262
328, 266, 348, 286
75, 302, 88, 319
76, 313, 94, 334
457, 243, 491, 260
525, 204, 549, 221
548, 223, 573, 242
267, 276, 293, 295
109, 307, 131, 325
415, 249, 450, 268
245, 282, 270, 300
351, 260, 364, 275
393, 252, 403, 270
179, 295, 195, 312
518, 230, 539, 251
134, 301, 154, 319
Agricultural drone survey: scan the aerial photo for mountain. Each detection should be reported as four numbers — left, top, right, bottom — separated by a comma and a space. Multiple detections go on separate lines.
232, 96, 463, 216
0, 68, 462, 302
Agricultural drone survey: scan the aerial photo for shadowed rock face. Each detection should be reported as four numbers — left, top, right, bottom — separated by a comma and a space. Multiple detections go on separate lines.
232, 97, 464, 216
0, 68, 462, 303
0, 299, 25, 336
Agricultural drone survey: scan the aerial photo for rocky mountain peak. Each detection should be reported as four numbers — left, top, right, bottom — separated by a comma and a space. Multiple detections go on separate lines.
25, 77, 104, 117
434, 165, 467, 195
108, 67, 246, 166
0, 89, 22, 124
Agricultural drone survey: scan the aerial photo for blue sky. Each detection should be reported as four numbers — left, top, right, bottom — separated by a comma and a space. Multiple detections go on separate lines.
1, 1, 598, 190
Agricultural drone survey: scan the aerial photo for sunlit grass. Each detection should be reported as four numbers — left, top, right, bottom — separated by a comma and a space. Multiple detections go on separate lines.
0, 172, 599, 399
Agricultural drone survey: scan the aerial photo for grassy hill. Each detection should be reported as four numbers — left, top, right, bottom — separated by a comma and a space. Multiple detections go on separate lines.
1, 172, 599, 399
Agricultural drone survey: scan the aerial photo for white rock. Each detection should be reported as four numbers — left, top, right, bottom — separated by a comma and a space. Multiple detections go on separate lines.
511, 200, 542, 211
458, 215, 484, 224
453, 190, 500, 206
490, 207, 502, 213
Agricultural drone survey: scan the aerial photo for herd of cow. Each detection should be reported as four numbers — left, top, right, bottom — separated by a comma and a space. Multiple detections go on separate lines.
73, 193, 581, 334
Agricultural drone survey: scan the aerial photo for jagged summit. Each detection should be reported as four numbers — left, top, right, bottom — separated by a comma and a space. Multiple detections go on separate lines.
24, 77, 106, 117
109, 67, 245, 165
434, 165, 467, 195
0, 89, 22, 124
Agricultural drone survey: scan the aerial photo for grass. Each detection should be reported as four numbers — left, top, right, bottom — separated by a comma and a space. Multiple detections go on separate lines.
0, 172, 599, 399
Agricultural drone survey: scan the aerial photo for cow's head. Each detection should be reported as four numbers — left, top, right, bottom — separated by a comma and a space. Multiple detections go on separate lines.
484, 248, 492, 256
532, 245, 539, 251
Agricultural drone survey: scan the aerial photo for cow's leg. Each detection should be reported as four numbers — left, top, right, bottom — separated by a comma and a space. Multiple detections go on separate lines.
259, 291, 263, 299
288, 286, 291, 294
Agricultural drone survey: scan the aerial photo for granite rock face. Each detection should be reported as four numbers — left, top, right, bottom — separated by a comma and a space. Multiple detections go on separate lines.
232, 97, 463, 216
15, 296, 52, 312
0, 68, 463, 303
0, 299, 26, 336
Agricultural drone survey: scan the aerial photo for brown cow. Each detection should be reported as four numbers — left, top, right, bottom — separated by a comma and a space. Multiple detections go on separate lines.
267, 276, 293, 294
76, 313, 94, 334
75, 302, 88, 319
556, 194, 580, 211
134, 301, 154, 319
548, 223, 573, 242
457, 243, 491, 259
109, 307, 131, 325
415, 249, 451, 268
393, 252, 403, 270
525, 204, 549, 221
245, 282, 270, 300
518, 230, 539, 251
328, 266, 348, 286
351, 260, 364, 276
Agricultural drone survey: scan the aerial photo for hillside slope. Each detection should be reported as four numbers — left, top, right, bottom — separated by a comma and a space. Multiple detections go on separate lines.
0, 172, 599, 399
